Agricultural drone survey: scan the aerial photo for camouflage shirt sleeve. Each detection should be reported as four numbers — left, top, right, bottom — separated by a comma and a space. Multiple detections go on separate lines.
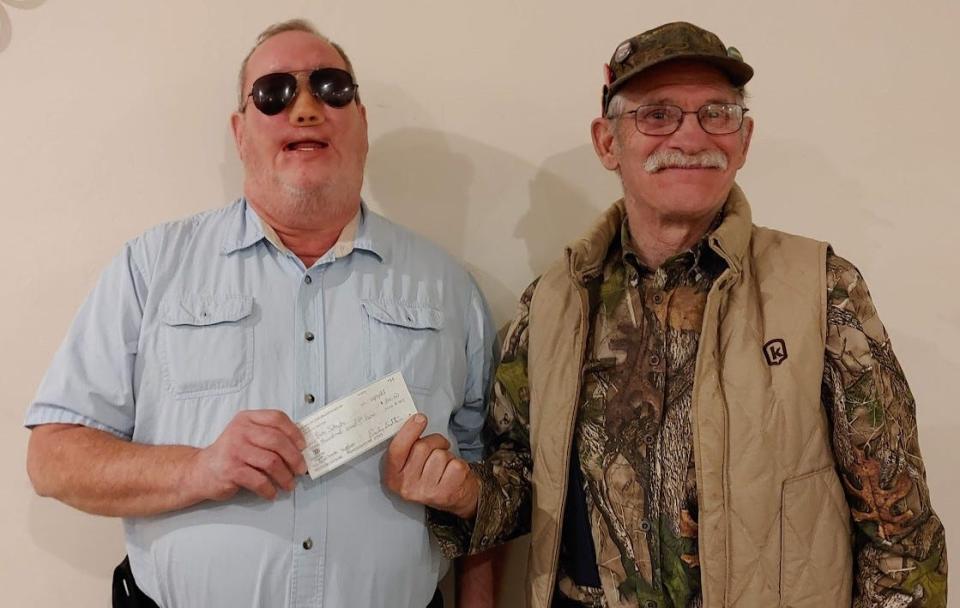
822, 251, 947, 608
427, 279, 538, 559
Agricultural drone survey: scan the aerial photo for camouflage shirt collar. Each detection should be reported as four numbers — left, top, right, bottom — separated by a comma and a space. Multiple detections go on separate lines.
566, 184, 753, 285
619, 210, 727, 282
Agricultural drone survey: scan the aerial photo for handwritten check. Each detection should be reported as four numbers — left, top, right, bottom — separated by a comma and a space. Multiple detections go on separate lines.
297, 371, 418, 479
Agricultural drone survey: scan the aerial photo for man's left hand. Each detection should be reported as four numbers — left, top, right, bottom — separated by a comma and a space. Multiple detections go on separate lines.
383, 414, 480, 520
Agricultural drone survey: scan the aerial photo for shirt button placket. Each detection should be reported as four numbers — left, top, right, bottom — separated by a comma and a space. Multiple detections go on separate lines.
302, 273, 319, 412
293, 268, 323, 606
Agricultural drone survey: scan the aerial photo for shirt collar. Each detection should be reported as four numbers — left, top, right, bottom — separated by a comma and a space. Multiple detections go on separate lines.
619, 209, 726, 281
352, 202, 388, 262
220, 199, 265, 255
221, 199, 385, 262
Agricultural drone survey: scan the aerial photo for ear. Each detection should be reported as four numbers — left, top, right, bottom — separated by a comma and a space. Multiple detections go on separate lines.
591, 116, 621, 171
230, 112, 245, 160
736, 116, 754, 169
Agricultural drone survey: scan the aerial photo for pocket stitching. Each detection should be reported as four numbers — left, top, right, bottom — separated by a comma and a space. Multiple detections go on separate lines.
361, 299, 442, 394
158, 294, 255, 400
779, 464, 845, 607
161, 294, 252, 326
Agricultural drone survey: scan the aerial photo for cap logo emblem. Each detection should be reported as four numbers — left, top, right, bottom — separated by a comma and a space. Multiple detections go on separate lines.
614, 41, 632, 63
726, 46, 743, 60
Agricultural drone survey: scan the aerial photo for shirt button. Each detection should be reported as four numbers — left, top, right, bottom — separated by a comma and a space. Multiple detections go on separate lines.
652, 293, 663, 305
649, 354, 661, 366
640, 519, 651, 532
643, 434, 655, 446
645, 601, 658, 608
302, 538, 313, 550
304, 275, 312, 284
304, 331, 315, 342
305, 393, 315, 404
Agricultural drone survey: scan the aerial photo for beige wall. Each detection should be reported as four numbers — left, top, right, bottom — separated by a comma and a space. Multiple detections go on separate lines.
2, 1, 957, 605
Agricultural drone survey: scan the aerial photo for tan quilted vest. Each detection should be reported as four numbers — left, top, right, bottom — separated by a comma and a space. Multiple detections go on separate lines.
524, 186, 852, 608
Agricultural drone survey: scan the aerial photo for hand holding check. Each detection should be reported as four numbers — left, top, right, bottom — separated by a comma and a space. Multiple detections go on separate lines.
383, 414, 480, 520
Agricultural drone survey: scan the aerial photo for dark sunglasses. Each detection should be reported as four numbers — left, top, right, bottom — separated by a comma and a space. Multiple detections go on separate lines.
244, 67, 359, 115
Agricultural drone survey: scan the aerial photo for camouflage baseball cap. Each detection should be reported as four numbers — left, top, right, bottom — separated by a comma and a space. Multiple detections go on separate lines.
602, 21, 753, 114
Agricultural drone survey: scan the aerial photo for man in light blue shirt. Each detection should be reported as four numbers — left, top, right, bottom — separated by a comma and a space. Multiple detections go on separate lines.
25, 19, 496, 608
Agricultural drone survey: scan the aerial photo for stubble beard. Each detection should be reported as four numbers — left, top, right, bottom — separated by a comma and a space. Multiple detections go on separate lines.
245, 160, 362, 227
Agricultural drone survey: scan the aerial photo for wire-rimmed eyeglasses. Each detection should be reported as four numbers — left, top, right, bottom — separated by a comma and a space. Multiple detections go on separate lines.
611, 103, 749, 136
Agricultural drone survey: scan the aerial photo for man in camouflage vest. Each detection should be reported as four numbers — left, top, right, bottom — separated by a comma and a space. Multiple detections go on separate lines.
383, 21, 947, 608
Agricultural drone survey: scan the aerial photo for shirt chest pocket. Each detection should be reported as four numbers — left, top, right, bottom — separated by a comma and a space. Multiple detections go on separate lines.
159, 294, 254, 399
361, 299, 444, 396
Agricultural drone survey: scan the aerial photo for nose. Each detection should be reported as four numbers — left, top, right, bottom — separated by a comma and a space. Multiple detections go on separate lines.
667, 111, 711, 152
288, 86, 326, 126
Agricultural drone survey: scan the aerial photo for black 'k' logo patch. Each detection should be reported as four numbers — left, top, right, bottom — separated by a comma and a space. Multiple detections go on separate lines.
763, 338, 788, 366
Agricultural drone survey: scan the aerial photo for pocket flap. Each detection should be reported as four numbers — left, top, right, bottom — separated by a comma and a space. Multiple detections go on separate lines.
161, 294, 253, 327
362, 300, 444, 330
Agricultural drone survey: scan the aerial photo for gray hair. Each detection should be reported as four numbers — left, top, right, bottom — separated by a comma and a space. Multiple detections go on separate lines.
236, 19, 360, 110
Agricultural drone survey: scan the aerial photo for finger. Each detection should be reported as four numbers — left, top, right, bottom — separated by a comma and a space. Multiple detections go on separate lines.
403, 434, 451, 473
385, 414, 428, 472
405, 438, 442, 479
420, 449, 454, 488
417, 433, 452, 452
438, 458, 470, 490
403, 433, 450, 475
245, 409, 307, 451
245, 425, 307, 476
244, 445, 296, 492
438, 459, 477, 513
233, 465, 278, 501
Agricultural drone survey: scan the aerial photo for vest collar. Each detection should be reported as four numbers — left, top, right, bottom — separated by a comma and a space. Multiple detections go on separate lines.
565, 183, 753, 285
705, 183, 752, 277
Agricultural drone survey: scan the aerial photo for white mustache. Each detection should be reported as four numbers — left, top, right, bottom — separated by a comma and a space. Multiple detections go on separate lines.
643, 149, 728, 173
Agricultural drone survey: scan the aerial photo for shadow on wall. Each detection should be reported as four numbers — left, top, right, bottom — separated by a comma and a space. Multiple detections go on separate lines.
365, 127, 619, 321
519, 144, 622, 276
365, 128, 478, 261
0, 0, 48, 53
365, 127, 514, 320
738, 136, 890, 253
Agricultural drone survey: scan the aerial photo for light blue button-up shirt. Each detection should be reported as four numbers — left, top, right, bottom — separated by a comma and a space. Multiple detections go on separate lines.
26, 200, 496, 608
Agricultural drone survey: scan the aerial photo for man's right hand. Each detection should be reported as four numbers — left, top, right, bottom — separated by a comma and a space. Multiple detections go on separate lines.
383, 414, 480, 520
187, 410, 308, 502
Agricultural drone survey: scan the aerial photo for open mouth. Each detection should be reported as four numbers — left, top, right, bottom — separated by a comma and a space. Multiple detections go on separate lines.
284, 140, 329, 151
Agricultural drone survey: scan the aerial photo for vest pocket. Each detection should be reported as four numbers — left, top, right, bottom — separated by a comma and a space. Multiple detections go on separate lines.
779, 465, 853, 607
361, 299, 443, 395
159, 294, 254, 399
